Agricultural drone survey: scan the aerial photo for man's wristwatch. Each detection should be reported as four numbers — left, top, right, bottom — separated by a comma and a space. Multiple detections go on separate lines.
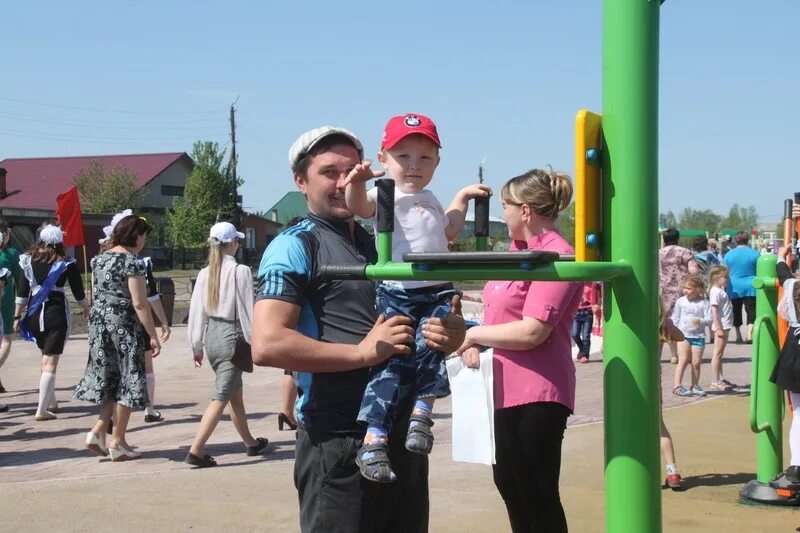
13, 315, 21, 320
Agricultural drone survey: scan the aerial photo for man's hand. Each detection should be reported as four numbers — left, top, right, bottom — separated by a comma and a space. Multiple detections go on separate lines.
422, 294, 466, 354
343, 160, 385, 188
793, 204, 800, 220
715, 329, 726, 339
357, 314, 414, 367
194, 354, 204, 368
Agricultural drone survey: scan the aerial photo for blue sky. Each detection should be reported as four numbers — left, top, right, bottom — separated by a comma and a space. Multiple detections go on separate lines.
1, 1, 798, 223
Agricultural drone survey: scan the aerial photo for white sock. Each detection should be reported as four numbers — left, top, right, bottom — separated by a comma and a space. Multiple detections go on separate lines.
47, 373, 57, 409
790, 392, 800, 466
665, 463, 678, 475
37, 372, 55, 415
145, 373, 156, 415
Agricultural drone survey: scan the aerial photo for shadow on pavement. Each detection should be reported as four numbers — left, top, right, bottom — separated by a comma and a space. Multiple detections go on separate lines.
0, 446, 90, 467
680, 472, 755, 490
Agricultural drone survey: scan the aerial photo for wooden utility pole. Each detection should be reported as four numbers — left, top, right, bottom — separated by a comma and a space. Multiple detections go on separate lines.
228, 97, 241, 227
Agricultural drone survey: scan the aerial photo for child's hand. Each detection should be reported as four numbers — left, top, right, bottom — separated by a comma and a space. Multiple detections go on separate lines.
342, 160, 385, 188
459, 184, 492, 200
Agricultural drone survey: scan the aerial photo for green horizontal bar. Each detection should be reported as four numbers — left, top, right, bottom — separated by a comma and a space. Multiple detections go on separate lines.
364, 260, 633, 282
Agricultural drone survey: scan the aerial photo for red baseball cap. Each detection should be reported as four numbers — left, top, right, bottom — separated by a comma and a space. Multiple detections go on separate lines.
381, 113, 442, 150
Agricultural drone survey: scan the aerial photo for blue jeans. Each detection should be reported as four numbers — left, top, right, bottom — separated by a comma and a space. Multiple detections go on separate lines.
357, 283, 458, 431
571, 309, 593, 357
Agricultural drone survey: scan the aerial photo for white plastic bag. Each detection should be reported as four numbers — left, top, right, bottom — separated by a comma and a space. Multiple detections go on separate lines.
446, 349, 495, 465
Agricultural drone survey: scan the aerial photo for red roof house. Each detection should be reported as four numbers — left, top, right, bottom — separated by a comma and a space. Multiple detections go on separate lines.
0, 152, 193, 212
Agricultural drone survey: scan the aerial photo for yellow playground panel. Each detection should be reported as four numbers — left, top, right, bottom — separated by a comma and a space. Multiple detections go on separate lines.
574, 109, 603, 262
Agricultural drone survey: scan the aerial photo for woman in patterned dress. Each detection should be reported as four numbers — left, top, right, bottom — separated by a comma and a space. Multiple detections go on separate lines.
74, 215, 160, 461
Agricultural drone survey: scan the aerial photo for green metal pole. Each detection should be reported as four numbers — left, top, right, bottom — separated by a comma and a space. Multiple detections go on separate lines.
603, 0, 661, 531
364, 260, 633, 282
475, 236, 488, 252
752, 255, 783, 483
376, 231, 392, 266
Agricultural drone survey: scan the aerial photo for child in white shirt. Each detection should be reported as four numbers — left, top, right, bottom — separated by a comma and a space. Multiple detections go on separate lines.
672, 274, 712, 397
708, 265, 737, 391
344, 112, 490, 483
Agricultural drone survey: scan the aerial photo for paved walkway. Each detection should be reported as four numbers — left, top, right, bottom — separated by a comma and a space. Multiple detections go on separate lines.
0, 322, 796, 531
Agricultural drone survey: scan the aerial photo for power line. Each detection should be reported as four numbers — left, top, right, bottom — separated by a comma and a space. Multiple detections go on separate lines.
0, 95, 220, 115
0, 128, 224, 145
0, 111, 227, 129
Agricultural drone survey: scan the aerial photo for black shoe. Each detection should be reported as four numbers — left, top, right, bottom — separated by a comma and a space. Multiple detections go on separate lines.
770, 465, 800, 488
278, 412, 297, 431
356, 441, 396, 483
185, 452, 217, 468
144, 410, 164, 423
0, 403, 8, 413
405, 414, 435, 455
246, 437, 269, 456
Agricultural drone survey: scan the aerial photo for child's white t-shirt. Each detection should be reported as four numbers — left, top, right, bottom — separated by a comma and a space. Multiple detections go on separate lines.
709, 286, 734, 331
670, 296, 712, 339
367, 186, 449, 289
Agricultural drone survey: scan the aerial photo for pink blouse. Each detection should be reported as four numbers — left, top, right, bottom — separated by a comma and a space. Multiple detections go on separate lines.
483, 231, 582, 412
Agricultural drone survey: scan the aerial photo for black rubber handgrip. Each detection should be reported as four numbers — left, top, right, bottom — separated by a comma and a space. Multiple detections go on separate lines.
318, 264, 368, 280
376, 178, 395, 233
786, 199, 794, 220
474, 196, 490, 237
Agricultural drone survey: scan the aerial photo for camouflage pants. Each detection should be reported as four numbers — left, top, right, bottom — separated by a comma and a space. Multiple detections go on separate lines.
357, 283, 457, 431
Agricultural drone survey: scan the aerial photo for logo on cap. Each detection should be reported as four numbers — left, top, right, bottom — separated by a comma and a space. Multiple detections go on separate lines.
404, 115, 422, 127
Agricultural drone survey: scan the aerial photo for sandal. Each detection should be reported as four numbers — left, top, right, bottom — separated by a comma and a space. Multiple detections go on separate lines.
405, 414, 435, 455
356, 441, 396, 483
246, 437, 269, 456
144, 410, 164, 423
185, 452, 217, 468
672, 385, 692, 397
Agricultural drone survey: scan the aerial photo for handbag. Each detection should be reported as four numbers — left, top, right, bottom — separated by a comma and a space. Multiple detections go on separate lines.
230, 265, 254, 373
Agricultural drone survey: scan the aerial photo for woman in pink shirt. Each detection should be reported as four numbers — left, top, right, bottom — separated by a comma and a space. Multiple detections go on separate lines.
458, 168, 581, 533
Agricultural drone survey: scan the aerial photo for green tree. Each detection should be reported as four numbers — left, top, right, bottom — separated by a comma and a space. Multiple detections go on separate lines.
73, 159, 148, 214
166, 141, 241, 248
555, 202, 576, 246
659, 211, 678, 229
721, 204, 758, 231
677, 208, 721, 233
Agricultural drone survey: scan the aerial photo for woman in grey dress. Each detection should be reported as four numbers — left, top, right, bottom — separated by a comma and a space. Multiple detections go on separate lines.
74, 215, 160, 461
185, 222, 267, 467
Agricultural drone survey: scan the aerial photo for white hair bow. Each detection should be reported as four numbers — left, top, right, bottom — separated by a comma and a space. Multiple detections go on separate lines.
98, 209, 132, 244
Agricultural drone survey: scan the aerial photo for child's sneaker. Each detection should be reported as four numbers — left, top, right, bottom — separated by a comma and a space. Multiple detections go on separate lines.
356, 441, 396, 483
663, 473, 684, 491
709, 381, 733, 392
691, 385, 706, 397
405, 414, 435, 455
672, 385, 692, 397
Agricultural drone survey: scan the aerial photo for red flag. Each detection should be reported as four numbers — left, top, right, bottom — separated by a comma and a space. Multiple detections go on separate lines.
56, 186, 85, 247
